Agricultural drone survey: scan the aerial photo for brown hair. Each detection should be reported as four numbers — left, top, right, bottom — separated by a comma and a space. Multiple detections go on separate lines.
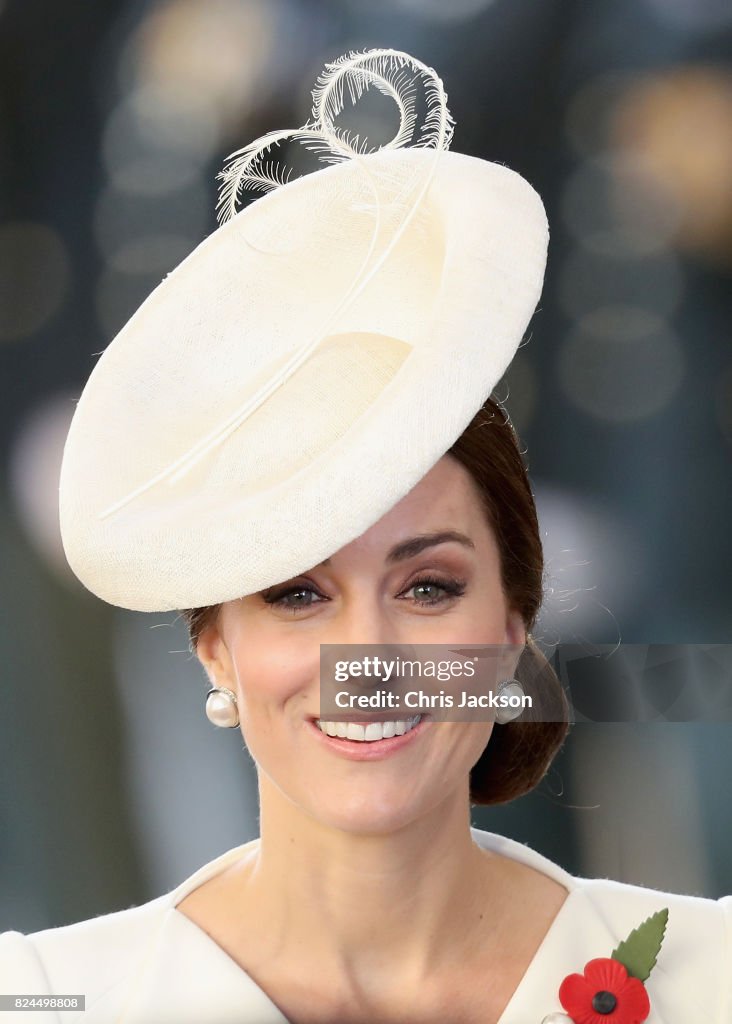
445, 396, 569, 804
179, 395, 569, 805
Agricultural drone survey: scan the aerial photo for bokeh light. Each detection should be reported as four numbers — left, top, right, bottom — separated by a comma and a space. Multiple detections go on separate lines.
104, 234, 196, 275
0, 223, 70, 343
558, 306, 685, 423
93, 179, 208, 273
8, 394, 77, 582
558, 245, 685, 321
389, 0, 498, 21
565, 71, 644, 160
102, 84, 219, 197
610, 65, 732, 268
643, 0, 732, 31
533, 483, 646, 643
119, 0, 290, 135
561, 152, 682, 256
93, 178, 209, 337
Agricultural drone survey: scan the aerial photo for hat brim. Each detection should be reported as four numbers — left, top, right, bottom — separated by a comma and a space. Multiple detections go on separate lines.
59, 149, 548, 611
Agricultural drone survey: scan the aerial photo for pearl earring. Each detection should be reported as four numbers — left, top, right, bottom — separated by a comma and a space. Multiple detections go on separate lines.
205, 686, 239, 728
494, 678, 526, 725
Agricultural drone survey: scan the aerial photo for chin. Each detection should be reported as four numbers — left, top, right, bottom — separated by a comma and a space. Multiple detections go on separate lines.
304, 786, 429, 837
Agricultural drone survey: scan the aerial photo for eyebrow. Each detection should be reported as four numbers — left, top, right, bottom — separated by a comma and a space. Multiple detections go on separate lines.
318, 530, 475, 568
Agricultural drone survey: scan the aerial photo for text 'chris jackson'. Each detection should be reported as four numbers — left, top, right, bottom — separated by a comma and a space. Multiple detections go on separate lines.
332, 689, 532, 710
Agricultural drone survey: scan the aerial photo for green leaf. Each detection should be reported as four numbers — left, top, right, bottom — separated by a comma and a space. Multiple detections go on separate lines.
611, 908, 669, 982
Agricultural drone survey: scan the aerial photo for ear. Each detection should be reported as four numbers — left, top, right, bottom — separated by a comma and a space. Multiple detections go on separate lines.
505, 606, 526, 647
195, 614, 235, 689
502, 608, 527, 680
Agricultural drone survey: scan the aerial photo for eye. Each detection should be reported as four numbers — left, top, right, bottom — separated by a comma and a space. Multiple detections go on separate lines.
401, 575, 467, 607
263, 583, 325, 613
262, 574, 467, 615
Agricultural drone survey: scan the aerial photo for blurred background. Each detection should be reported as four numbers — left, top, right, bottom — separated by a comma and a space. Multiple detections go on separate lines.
1, 0, 731, 932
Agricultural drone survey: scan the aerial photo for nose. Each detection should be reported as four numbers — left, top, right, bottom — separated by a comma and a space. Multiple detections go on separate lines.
320, 596, 405, 648
317, 600, 422, 718
320, 603, 419, 668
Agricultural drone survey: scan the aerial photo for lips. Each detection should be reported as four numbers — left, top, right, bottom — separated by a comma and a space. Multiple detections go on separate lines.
306, 714, 431, 760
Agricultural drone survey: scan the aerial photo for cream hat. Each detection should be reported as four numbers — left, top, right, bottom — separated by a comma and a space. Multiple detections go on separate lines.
58, 48, 549, 612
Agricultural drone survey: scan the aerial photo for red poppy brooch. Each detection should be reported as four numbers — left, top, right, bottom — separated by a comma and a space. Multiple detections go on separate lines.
541, 908, 669, 1024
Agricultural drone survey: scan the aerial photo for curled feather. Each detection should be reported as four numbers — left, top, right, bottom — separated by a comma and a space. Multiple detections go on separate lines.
216, 47, 454, 224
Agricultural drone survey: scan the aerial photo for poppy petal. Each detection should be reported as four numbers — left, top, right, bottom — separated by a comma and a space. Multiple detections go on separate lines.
617, 976, 651, 1021
583, 957, 630, 990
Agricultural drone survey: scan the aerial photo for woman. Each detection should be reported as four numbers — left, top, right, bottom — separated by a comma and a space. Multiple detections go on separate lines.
1, 48, 730, 1024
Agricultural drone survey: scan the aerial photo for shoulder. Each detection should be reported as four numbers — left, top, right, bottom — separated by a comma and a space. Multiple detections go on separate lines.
0, 888, 285, 1024
0, 893, 171, 1011
576, 871, 732, 933
475, 828, 732, 953
471, 829, 732, 1021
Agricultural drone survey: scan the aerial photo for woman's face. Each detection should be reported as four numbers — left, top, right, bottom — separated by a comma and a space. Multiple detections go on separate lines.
197, 454, 525, 835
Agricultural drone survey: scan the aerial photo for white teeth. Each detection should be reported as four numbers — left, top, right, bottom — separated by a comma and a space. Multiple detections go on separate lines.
315, 716, 422, 742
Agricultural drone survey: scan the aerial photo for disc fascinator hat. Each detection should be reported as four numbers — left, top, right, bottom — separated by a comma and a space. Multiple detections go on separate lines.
59, 48, 549, 612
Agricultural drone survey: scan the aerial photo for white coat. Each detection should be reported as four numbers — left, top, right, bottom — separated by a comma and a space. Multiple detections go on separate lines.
1, 828, 730, 1023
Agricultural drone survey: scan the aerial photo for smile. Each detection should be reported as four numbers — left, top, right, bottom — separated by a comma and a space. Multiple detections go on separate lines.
315, 716, 422, 742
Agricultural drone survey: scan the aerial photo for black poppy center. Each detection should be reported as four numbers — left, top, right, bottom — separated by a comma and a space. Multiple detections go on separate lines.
591, 989, 618, 1013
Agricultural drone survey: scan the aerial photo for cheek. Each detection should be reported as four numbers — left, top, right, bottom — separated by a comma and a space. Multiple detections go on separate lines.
229, 640, 316, 712
419, 723, 494, 780
427, 591, 509, 645
469, 722, 494, 765
445, 721, 493, 754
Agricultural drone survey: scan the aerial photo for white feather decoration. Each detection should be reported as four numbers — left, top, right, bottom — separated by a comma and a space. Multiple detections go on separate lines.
216, 48, 454, 225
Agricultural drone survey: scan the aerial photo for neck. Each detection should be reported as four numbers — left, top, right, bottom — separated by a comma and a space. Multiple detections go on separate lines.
239, 775, 508, 992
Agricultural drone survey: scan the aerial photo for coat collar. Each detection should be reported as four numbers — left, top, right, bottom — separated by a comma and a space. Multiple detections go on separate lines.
117, 829, 716, 1024
115, 836, 288, 1024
